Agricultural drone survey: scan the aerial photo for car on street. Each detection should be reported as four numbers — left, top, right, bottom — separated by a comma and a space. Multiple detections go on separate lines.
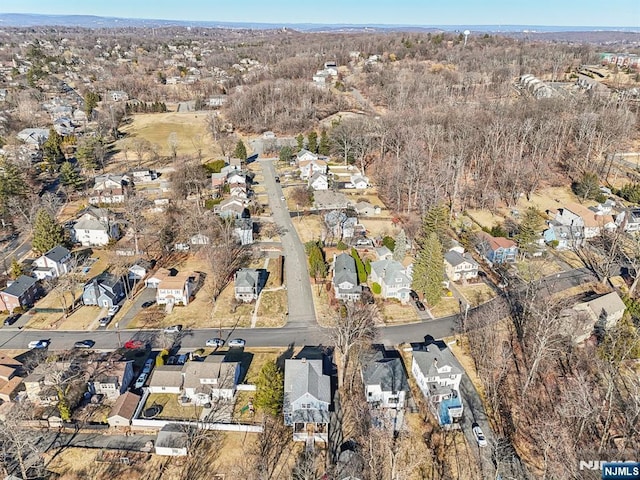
99, 316, 112, 327
3, 314, 21, 326
28, 339, 50, 349
228, 338, 246, 347
142, 358, 154, 374
472, 424, 488, 447
274, 176, 280, 183
206, 338, 225, 348
74, 339, 95, 349
141, 300, 155, 308
415, 301, 426, 311
134, 373, 147, 389
409, 291, 419, 301
164, 325, 182, 334
280, 196, 285, 201
124, 340, 144, 350
107, 305, 120, 316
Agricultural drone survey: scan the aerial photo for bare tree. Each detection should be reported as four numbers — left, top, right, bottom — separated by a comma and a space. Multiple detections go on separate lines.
0, 404, 45, 480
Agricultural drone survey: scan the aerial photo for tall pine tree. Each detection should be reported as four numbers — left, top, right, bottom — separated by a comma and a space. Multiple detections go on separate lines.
393, 229, 407, 262
60, 161, 84, 190
254, 360, 284, 416
318, 129, 330, 156
32, 208, 65, 255
233, 139, 247, 160
307, 131, 318, 153
412, 232, 443, 306
422, 204, 450, 247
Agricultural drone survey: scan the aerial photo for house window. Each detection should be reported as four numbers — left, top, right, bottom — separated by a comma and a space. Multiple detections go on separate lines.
389, 397, 399, 404
301, 403, 311, 409
368, 391, 373, 397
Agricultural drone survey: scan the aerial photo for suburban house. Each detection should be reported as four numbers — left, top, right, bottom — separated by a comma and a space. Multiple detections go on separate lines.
229, 182, 248, 199
332, 253, 362, 301
324, 211, 357, 241
89, 174, 128, 205
543, 221, 585, 250
70, 207, 120, 247
296, 149, 319, 163
88, 360, 135, 400
130, 168, 157, 183
375, 246, 394, 261
181, 355, 241, 404
17, 128, 49, 146
348, 174, 369, 190
313, 191, 351, 211
23, 372, 59, 405
369, 259, 412, 303
361, 350, 409, 409
190, 233, 210, 246
554, 204, 616, 239
150, 268, 200, 307
82, 272, 125, 308
128, 259, 154, 282
615, 208, 640, 233
476, 232, 518, 264
411, 345, 464, 426
354, 201, 381, 217
234, 218, 254, 246
566, 291, 627, 343
0, 275, 39, 313
0, 354, 24, 403
308, 172, 329, 191
216, 197, 248, 219
284, 357, 331, 443
109, 90, 129, 102
108, 391, 141, 427
155, 424, 190, 456
32, 246, 72, 280
234, 268, 264, 302
299, 158, 328, 180
148, 365, 184, 394
444, 249, 479, 282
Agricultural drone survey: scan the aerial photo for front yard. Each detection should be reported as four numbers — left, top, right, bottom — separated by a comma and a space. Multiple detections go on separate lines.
379, 301, 419, 324
429, 296, 461, 318
456, 283, 497, 307
255, 289, 287, 327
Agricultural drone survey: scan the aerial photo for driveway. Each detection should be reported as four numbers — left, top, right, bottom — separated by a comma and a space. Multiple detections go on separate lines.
110, 288, 157, 330
260, 159, 316, 327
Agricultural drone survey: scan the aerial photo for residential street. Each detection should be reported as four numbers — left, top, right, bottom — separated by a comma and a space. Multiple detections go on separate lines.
260, 158, 317, 327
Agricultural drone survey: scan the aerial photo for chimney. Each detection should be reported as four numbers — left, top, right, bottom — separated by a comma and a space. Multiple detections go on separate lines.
301, 357, 306, 363
433, 358, 438, 370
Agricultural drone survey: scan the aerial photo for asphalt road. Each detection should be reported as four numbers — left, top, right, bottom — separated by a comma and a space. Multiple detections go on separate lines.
260, 158, 316, 327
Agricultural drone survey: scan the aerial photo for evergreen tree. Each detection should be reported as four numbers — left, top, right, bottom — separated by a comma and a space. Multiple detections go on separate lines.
76, 137, 99, 172
84, 90, 100, 117
254, 360, 284, 416
9, 258, 23, 280
32, 208, 65, 255
279, 146, 293, 163
412, 232, 443, 306
393, 229, 407, 262
318, 129, 330, 156
308, 243, 328, 279
422, 204, 450, 247
351, 248, 367, 283
516, 207, 545, 256
307, 131, 318, 153
0, 158, 26, 216
42, 128, 64, 167
233, 139, 247, 160
59, 161, 84, 190
296, 133, 305, 151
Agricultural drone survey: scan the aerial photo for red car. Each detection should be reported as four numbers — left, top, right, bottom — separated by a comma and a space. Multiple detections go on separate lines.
124, 340, 144, 349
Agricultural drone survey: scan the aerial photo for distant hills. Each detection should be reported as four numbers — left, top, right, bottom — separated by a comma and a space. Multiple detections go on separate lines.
0, 13, 638, 34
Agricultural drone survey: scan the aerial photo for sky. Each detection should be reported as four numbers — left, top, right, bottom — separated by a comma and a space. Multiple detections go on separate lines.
1, 0, 639, 27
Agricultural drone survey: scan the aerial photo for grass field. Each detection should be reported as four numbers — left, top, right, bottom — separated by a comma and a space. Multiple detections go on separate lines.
255, 289, 287, 327
429, 297, 460, 318
144, 393, 203, 420
380, 301, 419, 324
310, 282, 334, 326
293, 214, 324, 244
456, 283, 497, 307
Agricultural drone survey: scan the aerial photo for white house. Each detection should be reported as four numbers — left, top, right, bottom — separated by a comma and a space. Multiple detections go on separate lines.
296, 149, 318, 163
181, 355, 241, 404
284, 357, 331, 443
151, 268, 199, 306
89, 174, 128, 205
349, 174, 369, 190
234, 268, 264, 302
32, 245, 72, 280
70, 207, 120, 247
299, 159, 328, 180
444, 250, 479, 282
147, 365, 183, 394
555, 204, 615, 239
155, 425, 190, 456
109, 90, 129, 102
234, 218, 254, 246
361, 350, 409, 409
369, 259, 412, 303
308, 172, 329, 191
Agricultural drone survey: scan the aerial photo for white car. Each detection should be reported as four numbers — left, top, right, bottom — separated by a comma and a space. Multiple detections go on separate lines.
206, 338, 225, 348
107, 305, 120, 316
472, 424, 488, 447
28, 340, 50, 349
134, 373, 147, 389
164, 325, 182, 334
228, 338, 246, 347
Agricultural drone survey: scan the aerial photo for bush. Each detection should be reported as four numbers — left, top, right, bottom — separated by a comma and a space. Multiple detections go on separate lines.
571, 172, 602, 201
372, 282, 382, 295
351, 248, 367, 283
204, 197, 222, 210
617, 183, 640, 204
336, 240, 348, 251
203, 159, 226, 174
382, 236, 396, 251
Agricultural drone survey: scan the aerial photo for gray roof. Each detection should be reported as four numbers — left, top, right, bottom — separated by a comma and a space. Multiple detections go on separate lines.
413, 349, 462, 378
235, 218, 253, 230
148, 365, 184, 388
444, 250, 478, 268
88, 271, 122, 289
44, 245, 71, 263
234, 268, 260, 288
375, 246, 392, 258
333, 253, 360, 293
362, 351, 409, 393
156, 424, 190, 449
586, 292, 626, 319
370, 259, 411, 286
182, 354, 238, 390
284, 358, 331, 404
3, 275, 37, 298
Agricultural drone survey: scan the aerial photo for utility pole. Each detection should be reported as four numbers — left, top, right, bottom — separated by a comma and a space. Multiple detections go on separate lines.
115, 322, 121, 348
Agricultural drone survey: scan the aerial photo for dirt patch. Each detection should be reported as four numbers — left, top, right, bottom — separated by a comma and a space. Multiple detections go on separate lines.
293, 214, 324, 244
515, 257, 563, 282
456, 283, 497, 307
255, 289, 287, 327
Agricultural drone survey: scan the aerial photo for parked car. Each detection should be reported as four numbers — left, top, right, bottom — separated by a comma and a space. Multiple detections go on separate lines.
472, 424, 487, 447
99, 316, 112, 327
166, 356, 177, 365
134, 373, 147, 389
409, 291, 419, 301
142, 358, 154, 374
74, 339, 95, 349
280, 196, 285, 201
415, 301, 426, 311
177, 354, 188, 364
164, 325, 182, 334
124, 340, 144, 350
228, 338, 246, 347
206, 338, 225, 348
28, 339, 50, 349
274, 176, 280, 183
141, 300, 155, 308
3, 314, 21, 326
107, 305, 120, 316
